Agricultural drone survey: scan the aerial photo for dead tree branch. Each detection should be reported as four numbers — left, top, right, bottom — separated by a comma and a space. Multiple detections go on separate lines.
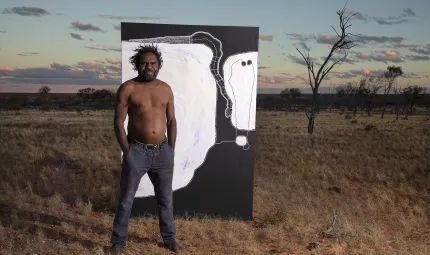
294, 1, 358, 134
320, 210, 338, 238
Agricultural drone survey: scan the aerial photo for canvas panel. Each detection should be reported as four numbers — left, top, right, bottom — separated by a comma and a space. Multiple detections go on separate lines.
121, 23, 259, 220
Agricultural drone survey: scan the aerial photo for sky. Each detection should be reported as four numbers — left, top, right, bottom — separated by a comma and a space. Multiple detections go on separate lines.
0, 0, 429, 93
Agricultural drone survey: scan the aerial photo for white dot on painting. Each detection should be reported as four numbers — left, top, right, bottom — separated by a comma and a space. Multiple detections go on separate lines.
235, 135, 248, 146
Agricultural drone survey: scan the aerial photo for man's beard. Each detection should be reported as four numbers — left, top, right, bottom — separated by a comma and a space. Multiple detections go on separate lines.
140, 70, 157, 82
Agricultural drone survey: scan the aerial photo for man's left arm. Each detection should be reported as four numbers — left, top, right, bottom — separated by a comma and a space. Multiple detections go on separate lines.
166, 86, 177, 149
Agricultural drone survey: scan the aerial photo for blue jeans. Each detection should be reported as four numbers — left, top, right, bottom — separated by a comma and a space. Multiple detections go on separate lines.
111, 138, 176, 248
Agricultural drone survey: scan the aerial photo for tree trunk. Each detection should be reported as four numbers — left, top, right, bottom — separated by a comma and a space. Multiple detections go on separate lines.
381, 106, 386, 119
367, 99, 373, 116
308, 112, 316, 134
307, 92, 318, 135
396, 104, 399, 120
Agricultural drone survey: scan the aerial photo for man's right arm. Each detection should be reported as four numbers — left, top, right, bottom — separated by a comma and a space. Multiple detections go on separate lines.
114, 82, 131, 156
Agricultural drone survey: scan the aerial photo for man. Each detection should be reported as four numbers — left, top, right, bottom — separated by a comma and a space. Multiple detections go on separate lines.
106, 44, 183, 254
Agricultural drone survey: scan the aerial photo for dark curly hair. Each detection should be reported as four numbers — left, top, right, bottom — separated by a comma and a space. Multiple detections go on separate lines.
129, 44, 163, 72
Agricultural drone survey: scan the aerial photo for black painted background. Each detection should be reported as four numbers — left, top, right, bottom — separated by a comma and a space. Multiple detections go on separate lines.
121, 22, 259, 220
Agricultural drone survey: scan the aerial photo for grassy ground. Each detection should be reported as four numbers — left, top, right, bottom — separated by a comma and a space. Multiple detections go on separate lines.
0, 109, 428, 255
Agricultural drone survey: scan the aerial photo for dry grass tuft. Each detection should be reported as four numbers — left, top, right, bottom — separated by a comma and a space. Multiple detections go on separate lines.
0, 109, 429, 254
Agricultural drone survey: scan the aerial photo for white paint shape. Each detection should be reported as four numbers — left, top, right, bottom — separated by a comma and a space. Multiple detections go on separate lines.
223, 52, 258, 132
235, 135, 248, 146
121, 41, 217, 197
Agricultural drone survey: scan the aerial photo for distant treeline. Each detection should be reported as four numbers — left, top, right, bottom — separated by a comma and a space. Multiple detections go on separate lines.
258, 92, 430, 115
0, 85, 429, 116
0, 87, 116, 111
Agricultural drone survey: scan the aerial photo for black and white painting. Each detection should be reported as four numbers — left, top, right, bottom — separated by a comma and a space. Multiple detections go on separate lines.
121, 23, 258, 219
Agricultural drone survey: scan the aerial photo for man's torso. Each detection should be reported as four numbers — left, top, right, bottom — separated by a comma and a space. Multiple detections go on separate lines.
126, 79, 170, 145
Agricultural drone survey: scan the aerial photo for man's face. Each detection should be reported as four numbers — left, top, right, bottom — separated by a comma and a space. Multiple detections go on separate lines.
138, 52, 159, 82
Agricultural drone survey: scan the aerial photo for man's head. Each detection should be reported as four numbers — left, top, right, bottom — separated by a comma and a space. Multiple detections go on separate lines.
129, 44, 163, 82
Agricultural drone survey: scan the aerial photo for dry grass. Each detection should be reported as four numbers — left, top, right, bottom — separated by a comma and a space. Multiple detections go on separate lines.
0, 109, 429, 255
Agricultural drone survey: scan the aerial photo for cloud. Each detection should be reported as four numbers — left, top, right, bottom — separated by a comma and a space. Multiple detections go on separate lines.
373, 8, 416, 25
49, 63, 73, 71
393, 43, 419, 48
410, 49, 430, 55
2, 6, 51, 16
71, 21, 104, 32
296, 41, 310, 51
384, 50, 397, 57
349, 69, 386, 77
259, 35, 273, 41
287, 54, 321, 67
349, 11, 368, 22
402, 8, 416, 16
69, 33, 83, 40
74, 61, 104, 70
106, 58, 120, 65
0, 60, 121, 85
374, 18, 409, 25
258, 74, 298, 87
372, 50, 404, 63
405, 55, 430, 61
354, 52, 371, 61
402, 72, 420, 79
285, 33, 313, 41
332, 72, 358, 79
315, 34, 340, 45
17, 52, 39, 56
352, 35, 404, 45
352, 50, 404, 63
83, 44, 120, 52
286, 32, 405, 49
113, 24, 121, 31
98, 14, 163, 20
323, 55, 359, 65
0, 66, 15, 72
287, 54, 309, 66
409, 44, 430, 55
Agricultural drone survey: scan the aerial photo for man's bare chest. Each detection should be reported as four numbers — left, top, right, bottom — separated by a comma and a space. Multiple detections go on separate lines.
129, 89, 169, 110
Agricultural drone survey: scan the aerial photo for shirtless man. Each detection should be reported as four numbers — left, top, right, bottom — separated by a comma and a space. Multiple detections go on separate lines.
106, 45, 183, 254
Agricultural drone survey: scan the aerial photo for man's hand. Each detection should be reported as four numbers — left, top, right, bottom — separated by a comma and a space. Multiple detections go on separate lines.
122, 150, 129, 160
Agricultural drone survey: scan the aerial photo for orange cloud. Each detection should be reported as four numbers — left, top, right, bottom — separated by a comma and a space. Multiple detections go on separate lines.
384, 50, 397, 57
259, 35, 273, 41
106, 58, 120, 64
0, 67, 15, 71
110, 64, 121, 70
315, 34, 338, 44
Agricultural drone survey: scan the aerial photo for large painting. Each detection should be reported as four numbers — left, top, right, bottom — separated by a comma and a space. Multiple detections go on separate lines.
121, 22, 259, 220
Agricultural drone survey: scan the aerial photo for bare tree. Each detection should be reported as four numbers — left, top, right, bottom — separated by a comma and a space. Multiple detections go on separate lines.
393, 82, 404, 120
364, 76, 383, 116
352, 79, 366, 116
381, 66, 403, 119
295, 3, 358, 134
402, 84, 426, 114
334, 84, 351, 115
280, 88, 301, 111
